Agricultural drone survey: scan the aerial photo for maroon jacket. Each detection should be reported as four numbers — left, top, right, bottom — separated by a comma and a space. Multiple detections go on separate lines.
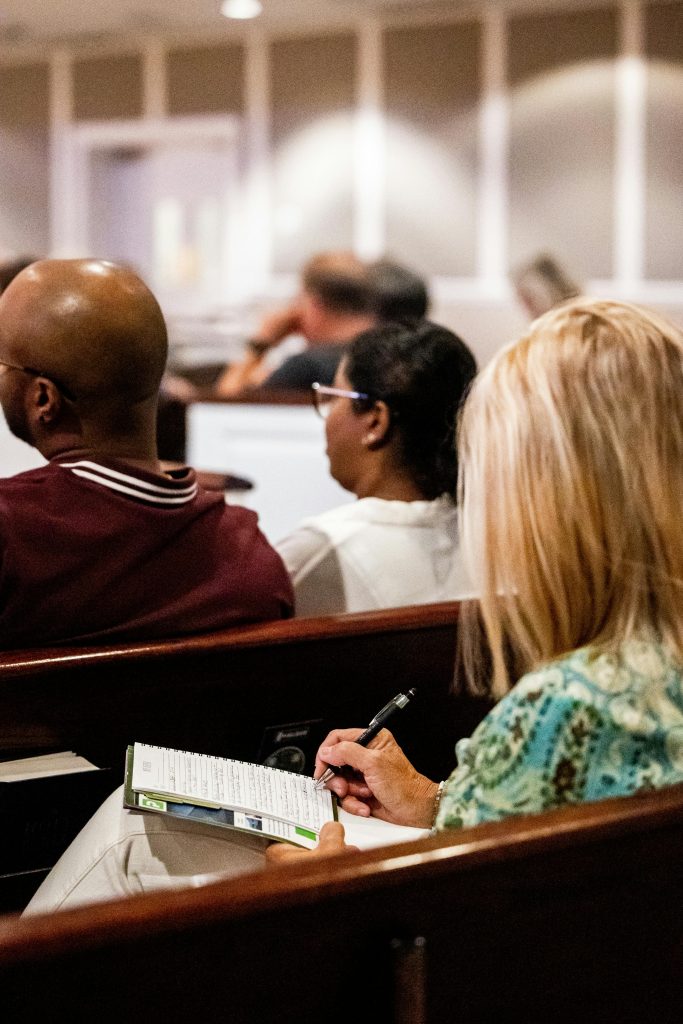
0, 457, 293, 648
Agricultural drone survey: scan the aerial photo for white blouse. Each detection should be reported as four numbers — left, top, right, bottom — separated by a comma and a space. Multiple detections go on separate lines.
275, 494, 474, 617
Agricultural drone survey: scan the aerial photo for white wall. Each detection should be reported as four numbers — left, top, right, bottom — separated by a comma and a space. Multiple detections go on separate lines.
187, 403, 352, 543
0, 414, 46, 478
1, 2, 683, 366
0, 129, 49, 257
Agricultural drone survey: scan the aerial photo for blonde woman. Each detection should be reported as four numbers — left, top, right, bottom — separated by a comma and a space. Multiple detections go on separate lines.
26, 299, 683, 909
294, 297, 683, 839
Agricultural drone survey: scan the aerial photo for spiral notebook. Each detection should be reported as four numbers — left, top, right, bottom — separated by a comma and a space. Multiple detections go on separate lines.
124, 742, 337, 850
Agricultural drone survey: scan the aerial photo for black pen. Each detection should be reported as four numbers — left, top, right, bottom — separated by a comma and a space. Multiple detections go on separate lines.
314, 688, 417, 790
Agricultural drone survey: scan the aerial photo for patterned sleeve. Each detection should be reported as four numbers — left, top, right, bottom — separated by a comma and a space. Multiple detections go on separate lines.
435, 662, 608, 831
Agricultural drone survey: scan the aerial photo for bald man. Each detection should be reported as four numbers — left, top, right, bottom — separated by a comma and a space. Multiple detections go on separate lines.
0, 259, 293, 647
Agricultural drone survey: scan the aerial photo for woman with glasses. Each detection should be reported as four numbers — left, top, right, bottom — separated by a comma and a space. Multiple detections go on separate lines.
274, 320, 478, 615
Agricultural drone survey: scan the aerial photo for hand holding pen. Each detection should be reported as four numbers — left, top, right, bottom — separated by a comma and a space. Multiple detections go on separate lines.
314, 689, 417, 789
311, 690, 440, 828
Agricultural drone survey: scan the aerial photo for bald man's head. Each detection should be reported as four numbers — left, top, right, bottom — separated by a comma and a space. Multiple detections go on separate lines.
0, 260, 168, 457
0, 259, 167, 400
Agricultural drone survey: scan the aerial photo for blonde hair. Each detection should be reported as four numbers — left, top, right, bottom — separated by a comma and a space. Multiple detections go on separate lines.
459, 298, 683, 699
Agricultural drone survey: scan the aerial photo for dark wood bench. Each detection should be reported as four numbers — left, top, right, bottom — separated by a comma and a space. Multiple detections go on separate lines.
1, 782, 681, 1023
0, 601, 490, 911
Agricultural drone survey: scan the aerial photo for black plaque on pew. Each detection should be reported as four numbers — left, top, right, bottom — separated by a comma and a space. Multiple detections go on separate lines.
257, 719, 325, 774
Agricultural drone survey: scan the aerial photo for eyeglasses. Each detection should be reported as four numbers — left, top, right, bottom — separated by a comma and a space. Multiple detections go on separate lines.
311, 382, 369, 419
0, 359, 76, 401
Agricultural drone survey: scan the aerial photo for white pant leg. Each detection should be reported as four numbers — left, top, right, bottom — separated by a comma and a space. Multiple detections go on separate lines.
24, 784, 268, 915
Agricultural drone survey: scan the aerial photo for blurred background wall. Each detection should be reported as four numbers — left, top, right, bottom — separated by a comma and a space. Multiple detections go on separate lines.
0, 0, 681, 367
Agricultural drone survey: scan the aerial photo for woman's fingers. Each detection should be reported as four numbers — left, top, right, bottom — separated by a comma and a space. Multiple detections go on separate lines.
316, 821, 348, 852
338, 795, 372, 817
264, 821, 358, 867
319, 740, 377, 774
313, 728, 366, 779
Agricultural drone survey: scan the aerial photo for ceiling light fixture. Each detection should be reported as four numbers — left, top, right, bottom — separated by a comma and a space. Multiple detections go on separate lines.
220, 0, 263, 19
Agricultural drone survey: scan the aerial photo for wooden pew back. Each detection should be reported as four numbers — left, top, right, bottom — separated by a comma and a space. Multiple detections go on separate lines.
0, 601, 482, 779
0, 602, 490, 911
1, 783, 681, 1023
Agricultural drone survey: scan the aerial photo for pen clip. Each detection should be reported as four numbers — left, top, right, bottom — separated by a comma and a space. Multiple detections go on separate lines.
368, 691, 405, 727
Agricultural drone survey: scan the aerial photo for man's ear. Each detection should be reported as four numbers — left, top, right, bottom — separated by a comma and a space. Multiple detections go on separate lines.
362, 400, 392, 449
28, 377, 62, 426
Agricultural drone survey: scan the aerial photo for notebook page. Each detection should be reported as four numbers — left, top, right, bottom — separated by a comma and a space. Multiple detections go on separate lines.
339, 809, 429, 849
132, 743, 333, 832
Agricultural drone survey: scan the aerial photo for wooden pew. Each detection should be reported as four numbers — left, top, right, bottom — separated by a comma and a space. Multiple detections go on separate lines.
0, 601, 479, 775
0, 601, 490, 911
1, 783, 681, 1022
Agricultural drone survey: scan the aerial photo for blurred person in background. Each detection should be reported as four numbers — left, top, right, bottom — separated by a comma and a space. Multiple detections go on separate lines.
203, 251, 376, 399
513, 253, 581, 320
367, 258, 429, 322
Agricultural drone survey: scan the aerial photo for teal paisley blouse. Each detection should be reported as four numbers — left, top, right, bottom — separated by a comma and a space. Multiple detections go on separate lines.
436, 639, 683, 831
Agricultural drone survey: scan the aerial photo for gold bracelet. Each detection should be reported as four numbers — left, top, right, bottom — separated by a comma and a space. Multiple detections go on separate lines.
431, 780, 446, 832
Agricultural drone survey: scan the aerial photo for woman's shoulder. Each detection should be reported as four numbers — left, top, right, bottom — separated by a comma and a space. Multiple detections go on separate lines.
293, 501, 369, 534
275, 503, 366, 575
439, 638, 683, 831
515, 638, 682, 701
494, 638, 683, 748
333, 493, 457, 525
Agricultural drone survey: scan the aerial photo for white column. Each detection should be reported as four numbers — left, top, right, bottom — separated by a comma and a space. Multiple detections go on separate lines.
142, 39, 167, 120
614, 1, 646, 286
477, 7, 509, 295
354, 17, 385, 260
49, 50, 80, 256
241, 27, 272, 298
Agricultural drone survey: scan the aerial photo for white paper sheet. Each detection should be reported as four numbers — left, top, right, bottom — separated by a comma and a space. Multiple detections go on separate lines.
0, 751, 98, 782
339, 809, 430, 850
132, 743, 335, 833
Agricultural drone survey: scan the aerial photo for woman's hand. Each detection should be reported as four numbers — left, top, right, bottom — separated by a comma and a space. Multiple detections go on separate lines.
314, 728, 439, 828
265, 821, 357, 867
